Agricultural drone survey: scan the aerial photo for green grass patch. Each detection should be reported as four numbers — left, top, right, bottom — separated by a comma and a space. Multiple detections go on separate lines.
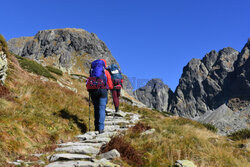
202, 123, 218, 133
46, 66, 63, 76
15, 55, 56, 80
169, 117, 204, 129
228, 128, 250, 140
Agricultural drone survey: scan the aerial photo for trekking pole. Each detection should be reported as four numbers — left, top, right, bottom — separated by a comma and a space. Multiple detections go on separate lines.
112, 90, 115, 125
89, 93, 91, 132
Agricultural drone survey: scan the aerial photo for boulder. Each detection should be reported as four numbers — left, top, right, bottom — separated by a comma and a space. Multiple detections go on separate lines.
99, 149, 121, 160
141, 128, 155, 135
49, 153, 92, 162
175, 160, 197, 167
0, 51, 8, 83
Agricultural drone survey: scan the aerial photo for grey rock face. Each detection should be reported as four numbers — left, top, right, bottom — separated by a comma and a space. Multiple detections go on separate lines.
7, 28, 133, 95
7, 37, 33, 55
231, 38, 250, 97
170, 47, 239, 117
134, 78, 174, 112
0, 51, 8, 83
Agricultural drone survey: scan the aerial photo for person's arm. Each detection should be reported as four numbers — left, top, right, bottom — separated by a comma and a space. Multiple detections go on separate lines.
105, 70, 114, 90
121, 79, 124, 88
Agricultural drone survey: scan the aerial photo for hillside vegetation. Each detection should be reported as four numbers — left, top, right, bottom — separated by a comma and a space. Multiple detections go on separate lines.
0, 35, 249, 166
0, 50, 93, 165
111, 105, 250, 167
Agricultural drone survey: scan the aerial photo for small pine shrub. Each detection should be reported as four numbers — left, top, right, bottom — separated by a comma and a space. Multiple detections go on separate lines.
228, 129, 250, 140
46, 66, 63, 76
15, 55, 56, 80
202, 123, 218, 133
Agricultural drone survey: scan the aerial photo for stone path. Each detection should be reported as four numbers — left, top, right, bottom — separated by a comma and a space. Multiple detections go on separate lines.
44, 108, 141, 167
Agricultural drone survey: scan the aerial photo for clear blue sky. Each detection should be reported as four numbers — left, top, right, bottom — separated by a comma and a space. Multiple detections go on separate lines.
1, 0, 250, 91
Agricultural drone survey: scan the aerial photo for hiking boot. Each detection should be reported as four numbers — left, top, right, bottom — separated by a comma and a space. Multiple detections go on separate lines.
99, 130, 104, 134
115, 107, 119, 113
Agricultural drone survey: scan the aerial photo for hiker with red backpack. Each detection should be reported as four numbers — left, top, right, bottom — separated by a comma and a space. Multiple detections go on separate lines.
107, 64, 123, 113
86, 59, 113, 134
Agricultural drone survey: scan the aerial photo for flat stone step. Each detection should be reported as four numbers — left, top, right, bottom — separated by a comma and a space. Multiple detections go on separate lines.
45, 159, 120, 167
83, 137, 111, 144
45, 160, 96, 167
106, 111, 127, 117
104, 120, 130, 125
96, 132, 117, 138
105, 119, 127, 123
58, 142, 103, 148
105, 108, 115, 113
55, 146, 99, 155
49, 153, 92, 162
104, 125, 121, 131
104, 128, 128, 133
76, 134, 95, 141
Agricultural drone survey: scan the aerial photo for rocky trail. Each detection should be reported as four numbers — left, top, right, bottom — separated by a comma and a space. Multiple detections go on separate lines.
9, 108, 141, 167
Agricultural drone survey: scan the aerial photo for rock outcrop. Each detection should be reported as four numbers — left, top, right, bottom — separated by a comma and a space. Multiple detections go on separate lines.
230, 38, 250, 97
134, 38, 250, 134
0, 35, 8, 84
8, 28, 133, 95
134, 79, 173, 111
170, 47, 239, 117
0, 51, 7, 84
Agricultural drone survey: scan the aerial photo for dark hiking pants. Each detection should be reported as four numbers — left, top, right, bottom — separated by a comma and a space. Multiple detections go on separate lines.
89, 89, 107, 131
112, 89, 120, 112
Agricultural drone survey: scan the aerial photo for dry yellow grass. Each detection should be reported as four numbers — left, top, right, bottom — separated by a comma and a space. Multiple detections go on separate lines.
119, 104, 250, 167
0, 54, 94, 165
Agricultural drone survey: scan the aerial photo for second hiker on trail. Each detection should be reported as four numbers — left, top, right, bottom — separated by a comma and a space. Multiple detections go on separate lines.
107, 64, 123, 113
86, 59, 113, 134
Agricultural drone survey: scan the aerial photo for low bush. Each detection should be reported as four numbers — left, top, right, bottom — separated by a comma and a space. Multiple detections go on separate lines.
15, 55, 56, 80
130, 122, 151, 134
202, 123, 218, 133
0, 84, 12, 101
46, 66, 63, 76
228, 129, 250, 140
100, 135, 143, 167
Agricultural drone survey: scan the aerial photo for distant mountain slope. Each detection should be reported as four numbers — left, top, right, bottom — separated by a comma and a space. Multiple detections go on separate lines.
134, 38, 250, 134
8, 28, 133, 95
134, 78, 173, 112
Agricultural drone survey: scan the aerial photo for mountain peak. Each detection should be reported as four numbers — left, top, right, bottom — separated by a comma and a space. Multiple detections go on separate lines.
7, 28, 134, 95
